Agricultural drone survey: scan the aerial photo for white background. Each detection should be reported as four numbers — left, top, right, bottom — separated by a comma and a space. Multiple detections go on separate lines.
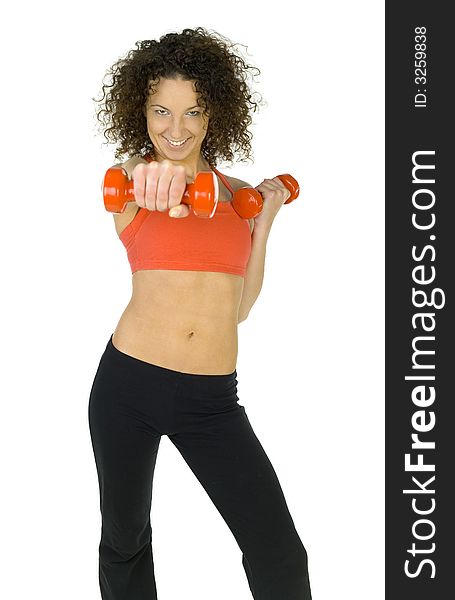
1, 1, 384, 598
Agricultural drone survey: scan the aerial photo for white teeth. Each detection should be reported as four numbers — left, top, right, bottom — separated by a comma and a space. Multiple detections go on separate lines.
166, 138, 188, 146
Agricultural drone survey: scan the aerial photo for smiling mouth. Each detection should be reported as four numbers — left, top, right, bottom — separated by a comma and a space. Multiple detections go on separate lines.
163, 136, 190, 148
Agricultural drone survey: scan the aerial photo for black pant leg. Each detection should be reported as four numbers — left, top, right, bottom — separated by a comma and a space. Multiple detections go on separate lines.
169, 389, 312, 600
88, 346, 162, 600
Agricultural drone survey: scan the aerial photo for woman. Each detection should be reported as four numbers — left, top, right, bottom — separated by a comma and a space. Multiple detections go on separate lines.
90, 27, 312, 599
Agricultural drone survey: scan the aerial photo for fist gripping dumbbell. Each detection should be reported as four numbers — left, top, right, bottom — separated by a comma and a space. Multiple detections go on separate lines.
232, 174, 299, 219
103, 166, 220, 218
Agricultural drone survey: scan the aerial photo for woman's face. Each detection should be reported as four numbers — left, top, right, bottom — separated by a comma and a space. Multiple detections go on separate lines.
144, 77, 210, 163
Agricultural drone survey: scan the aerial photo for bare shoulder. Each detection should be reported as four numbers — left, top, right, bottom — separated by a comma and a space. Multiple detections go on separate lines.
226, 175, 252, 191
225, 176, 255, 234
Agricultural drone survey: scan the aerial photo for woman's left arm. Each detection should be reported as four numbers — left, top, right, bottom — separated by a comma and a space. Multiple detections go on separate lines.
237, 177, 292, 323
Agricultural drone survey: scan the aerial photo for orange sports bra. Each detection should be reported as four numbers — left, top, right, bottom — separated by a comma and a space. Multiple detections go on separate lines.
118, 157, 252, 278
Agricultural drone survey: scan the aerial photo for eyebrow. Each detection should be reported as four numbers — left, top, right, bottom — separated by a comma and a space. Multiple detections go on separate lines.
150, 104, 201, 111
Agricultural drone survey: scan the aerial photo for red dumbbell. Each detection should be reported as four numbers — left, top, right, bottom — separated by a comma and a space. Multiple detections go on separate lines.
103, 166, 220, 218
231, 175, 300, 220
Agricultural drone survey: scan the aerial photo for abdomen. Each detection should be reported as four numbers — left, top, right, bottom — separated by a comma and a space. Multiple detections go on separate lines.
112, 269, 244, 375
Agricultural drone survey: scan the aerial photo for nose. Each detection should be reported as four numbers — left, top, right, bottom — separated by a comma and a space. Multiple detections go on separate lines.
168, 116, 186, 139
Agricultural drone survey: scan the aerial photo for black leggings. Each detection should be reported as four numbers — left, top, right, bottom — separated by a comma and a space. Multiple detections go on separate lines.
88, 334, 312, 600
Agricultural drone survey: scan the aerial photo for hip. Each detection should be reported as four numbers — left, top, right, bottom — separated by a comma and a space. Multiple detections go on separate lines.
89, 334, 241, 437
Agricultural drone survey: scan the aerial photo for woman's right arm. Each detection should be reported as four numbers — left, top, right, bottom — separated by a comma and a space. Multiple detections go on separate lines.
110, 158, 190, 235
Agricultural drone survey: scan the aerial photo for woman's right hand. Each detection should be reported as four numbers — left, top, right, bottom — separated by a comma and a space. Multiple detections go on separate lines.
130, 159, 191, 218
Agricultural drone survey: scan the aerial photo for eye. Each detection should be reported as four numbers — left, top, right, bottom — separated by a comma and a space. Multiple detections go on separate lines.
154, 109, 200, 116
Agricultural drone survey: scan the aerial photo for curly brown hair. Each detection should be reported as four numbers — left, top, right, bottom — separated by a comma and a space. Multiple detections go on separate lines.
93, 27, 264, 168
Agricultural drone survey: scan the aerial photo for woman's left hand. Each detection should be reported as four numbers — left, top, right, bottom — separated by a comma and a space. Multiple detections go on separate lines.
252, 177, 291, 230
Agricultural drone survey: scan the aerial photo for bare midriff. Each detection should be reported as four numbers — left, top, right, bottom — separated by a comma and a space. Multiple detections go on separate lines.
112, 269, 244, 375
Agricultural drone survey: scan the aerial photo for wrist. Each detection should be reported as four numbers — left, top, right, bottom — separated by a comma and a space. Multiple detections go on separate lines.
122, 154, 148, 178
